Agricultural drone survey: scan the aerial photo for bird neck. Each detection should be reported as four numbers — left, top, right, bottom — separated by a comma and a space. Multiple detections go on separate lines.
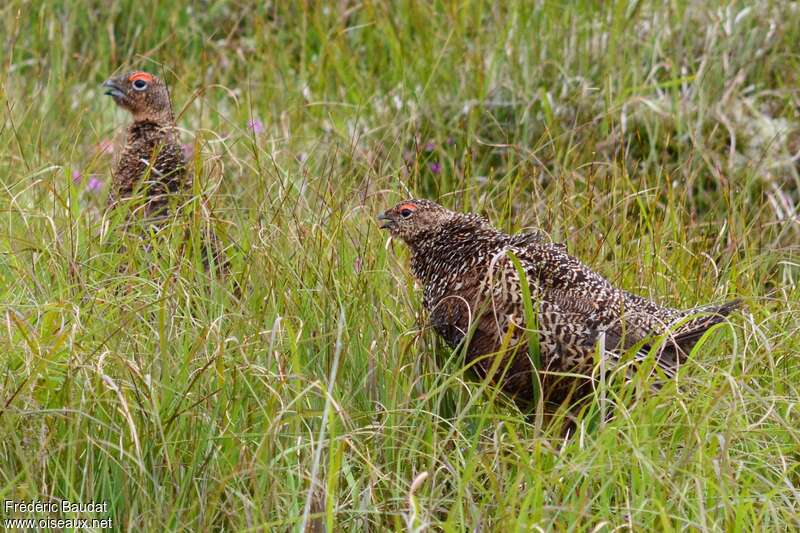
131, 105, 175, 124
409, 215, 496, 286
127, 119, 178, 144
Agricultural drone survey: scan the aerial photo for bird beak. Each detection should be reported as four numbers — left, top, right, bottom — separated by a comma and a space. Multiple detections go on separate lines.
102, 79, 125, 99
377, 212, 395, 230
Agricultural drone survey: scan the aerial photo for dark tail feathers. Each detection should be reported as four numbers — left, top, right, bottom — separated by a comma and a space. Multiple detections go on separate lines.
654, 299, 742, 374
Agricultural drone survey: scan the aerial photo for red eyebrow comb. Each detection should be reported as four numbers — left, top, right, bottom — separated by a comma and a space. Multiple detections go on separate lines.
128, 71, 154, 83
398, 203, 418, 211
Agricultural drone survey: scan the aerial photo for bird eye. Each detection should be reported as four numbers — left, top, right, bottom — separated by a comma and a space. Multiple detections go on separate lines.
132, 79, 148, 91
400, 208, 413, 218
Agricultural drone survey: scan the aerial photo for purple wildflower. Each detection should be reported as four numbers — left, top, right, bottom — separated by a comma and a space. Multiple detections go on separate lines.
354, 256, 363, 274
96, 139, 114, 155
87, 176, 103, 192
182, 143, 194, 160
72, 170, 82, 184
248, 118, 265, 135
428, 161, 441, 174
424, 141, 436, 152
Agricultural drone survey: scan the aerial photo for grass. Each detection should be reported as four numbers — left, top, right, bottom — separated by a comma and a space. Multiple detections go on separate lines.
1, 0, 798, 530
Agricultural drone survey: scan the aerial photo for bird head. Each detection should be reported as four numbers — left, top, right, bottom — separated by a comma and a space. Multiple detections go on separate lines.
378, 199, 453, 244
102, 70, 173, 122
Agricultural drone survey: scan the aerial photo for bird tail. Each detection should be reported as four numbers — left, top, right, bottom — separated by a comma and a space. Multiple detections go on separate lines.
653, 299, 742, 373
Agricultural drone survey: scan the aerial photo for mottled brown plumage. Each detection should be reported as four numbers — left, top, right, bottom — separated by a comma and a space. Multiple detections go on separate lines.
103, 70, 228, 273
103, 70, 189, 219
379, 199, 740, 405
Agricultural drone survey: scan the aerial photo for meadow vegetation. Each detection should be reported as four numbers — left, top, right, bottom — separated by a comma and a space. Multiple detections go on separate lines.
1, 1, 798, 530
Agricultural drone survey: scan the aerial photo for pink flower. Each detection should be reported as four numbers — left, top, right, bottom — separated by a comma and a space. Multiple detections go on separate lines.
424, 141, 436, 152
354, 256, 363, 274
182, 143, 194, 160
72, 170, 82, 184
247, 118, 264, 135
87, 176, 103, 192
96, 139, 114, 155
428, 162, 441, 174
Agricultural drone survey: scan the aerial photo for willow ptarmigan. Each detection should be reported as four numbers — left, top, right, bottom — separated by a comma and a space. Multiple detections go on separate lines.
103, 70, 189, 219
379, 199, 740, 405
103, 70, 227, 271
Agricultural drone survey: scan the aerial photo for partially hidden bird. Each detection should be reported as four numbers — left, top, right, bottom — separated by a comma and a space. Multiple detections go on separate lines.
378, 199, 740, 406
103, 70, 228, 272
103, 70, 189, 219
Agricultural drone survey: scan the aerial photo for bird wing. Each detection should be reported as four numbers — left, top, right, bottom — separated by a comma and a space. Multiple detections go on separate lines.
508, 230, 566, 249
494, 243, 688, 375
